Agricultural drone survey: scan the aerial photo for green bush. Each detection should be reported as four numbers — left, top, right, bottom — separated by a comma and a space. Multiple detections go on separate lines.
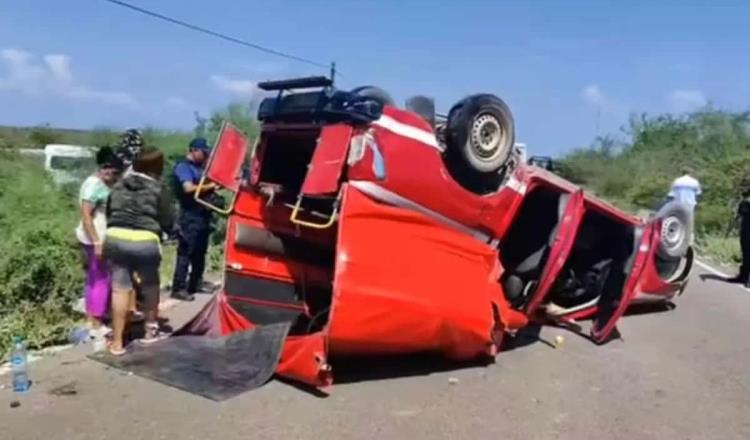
695, 234, 741, 267
560, 109, 750, 238
0, 153, 83, 359
29, 124, 60, 147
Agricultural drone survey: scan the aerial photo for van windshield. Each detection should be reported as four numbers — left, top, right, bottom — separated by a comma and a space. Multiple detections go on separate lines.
50, 156, 95, 171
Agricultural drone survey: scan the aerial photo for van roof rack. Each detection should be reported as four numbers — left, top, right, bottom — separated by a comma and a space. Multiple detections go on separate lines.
257, 76, 333, 92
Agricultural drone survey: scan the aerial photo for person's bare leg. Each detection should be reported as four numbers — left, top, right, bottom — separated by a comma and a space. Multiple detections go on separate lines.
129, 289, 136, 313
86, 314, 102, 329
127, 276, 147, 323
110, 288, 131, 352
138, 260, 165, 344
143, 282, 159, 334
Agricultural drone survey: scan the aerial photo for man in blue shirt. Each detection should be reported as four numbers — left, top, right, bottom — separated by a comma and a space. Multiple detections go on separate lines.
170, 137, 217, 301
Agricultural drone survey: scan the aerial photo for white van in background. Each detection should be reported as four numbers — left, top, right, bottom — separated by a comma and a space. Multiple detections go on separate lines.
16, 144, 96, 186
44, 144, 96, 185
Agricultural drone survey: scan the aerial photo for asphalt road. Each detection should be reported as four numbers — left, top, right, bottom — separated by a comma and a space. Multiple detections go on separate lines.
2, 265, 750, 440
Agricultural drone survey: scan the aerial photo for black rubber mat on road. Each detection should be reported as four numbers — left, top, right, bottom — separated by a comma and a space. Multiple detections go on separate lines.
89, 323, 290, 401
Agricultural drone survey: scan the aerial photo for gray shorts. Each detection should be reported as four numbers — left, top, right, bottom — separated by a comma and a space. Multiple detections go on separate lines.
104, 235, 161, 312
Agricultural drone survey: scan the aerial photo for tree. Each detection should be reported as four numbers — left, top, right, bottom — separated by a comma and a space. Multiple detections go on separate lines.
194, 111, 208, 138
205, 103, 259, 143
29, 124, 58, 147
560, 109, 750, 234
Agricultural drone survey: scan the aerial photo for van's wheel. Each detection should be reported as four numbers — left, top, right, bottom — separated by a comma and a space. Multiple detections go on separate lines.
349, 86, 395, 106
446, 94, 515, 174
654, 201, 692, 260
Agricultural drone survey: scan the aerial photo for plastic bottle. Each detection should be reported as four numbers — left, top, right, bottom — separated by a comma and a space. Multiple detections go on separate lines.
10, 336, 29, 393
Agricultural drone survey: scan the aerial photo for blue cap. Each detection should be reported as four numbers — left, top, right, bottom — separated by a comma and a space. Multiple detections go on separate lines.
189, 137, 211, 152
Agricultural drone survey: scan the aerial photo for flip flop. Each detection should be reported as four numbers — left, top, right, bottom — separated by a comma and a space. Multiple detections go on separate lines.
138, 331, 169, 345
138, 323, 170, 345
108, 346, 127, 356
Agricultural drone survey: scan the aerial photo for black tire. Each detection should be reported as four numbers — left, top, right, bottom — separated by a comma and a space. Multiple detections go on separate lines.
446, 94, 515, 174
654, 201, 692, 260
349, 86, 395, 106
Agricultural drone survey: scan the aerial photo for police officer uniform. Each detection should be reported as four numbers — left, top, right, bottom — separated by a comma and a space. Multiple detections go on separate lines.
170, 138, 213, 301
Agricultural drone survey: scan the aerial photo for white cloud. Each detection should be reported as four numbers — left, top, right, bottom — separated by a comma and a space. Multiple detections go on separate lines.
44, 54, 73, 83
0, 48, 137, 108
579, 83, 631, 119
581, 84, 606, 107
210, 74, 259, 100
667, 89, 707, 112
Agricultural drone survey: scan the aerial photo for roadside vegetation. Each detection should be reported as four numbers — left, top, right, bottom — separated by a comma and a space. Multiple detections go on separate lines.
558, 108, 750, 268
0, 103, 256, 360
0, 153, 83, 359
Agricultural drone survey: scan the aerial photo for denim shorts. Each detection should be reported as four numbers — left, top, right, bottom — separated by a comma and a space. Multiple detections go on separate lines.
104, 234, 161, 312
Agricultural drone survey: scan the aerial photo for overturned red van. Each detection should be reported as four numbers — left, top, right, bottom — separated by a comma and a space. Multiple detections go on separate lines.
186, 76, 693, 390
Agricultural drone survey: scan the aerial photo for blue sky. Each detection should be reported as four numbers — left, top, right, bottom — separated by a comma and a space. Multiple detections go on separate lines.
1, 0, 748, 156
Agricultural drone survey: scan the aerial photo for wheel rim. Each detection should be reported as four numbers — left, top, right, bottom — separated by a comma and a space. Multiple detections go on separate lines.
470, 113, 507, 161
661, 216, 684, 252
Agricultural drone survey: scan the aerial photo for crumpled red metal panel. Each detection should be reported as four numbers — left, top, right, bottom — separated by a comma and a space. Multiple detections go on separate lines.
326, 184, 527, 360
217, 292, 255, 335
206, 183, 529, 390
276, 333, 332, 390
203, 293, 330, 389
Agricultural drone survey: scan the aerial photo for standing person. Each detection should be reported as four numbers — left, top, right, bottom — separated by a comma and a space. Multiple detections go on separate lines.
114, 128, 144, 172
170, 137, 217, 302
729, 188, 750, 287
75, 146, 123, 338
114, 128, 146, 311
104, 147, 175, 355
667, 166, 701, 243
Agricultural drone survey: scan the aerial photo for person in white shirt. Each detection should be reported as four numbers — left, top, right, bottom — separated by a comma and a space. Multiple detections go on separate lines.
668, 167, 702, 208
667, 167, 701, 243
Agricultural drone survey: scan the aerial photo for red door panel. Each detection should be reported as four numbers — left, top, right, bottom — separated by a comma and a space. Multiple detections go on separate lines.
301, 124, 353, 196
525, 190, 585, 316
205, 122, 250, 192
591, 223, 655, 343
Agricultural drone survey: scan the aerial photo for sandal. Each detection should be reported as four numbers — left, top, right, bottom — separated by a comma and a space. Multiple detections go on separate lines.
138, 322, 169, 345
108, 345, 127, 356
129, 310, 145, 323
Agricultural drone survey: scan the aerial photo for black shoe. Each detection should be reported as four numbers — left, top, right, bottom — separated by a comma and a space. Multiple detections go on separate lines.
171, 290, 195, 302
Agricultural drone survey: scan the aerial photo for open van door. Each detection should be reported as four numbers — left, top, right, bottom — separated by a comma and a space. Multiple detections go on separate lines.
590, 222, 655, 343
288, 124, 353, 229
195, 122, 250, 214
525, 190, 585, 316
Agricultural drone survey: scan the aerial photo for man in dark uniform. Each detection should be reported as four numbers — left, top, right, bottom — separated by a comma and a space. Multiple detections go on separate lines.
170, 137, 217, 301
730, 188, 750, 287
